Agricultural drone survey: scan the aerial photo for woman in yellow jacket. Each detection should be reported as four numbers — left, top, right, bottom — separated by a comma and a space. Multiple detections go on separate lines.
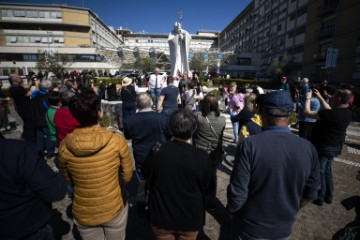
59, 89, 133, 240
238, 94, 265, 144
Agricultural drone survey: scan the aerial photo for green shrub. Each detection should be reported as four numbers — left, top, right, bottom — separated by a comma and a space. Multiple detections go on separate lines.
93, 78, 122, 86
202, 81, 209, 87
1, 88, 11, 97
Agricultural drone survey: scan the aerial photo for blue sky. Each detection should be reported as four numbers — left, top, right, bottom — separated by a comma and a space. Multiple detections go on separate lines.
9, 0, 252, 34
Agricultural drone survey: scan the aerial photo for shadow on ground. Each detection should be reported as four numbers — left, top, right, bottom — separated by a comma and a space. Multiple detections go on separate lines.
332, 196, 360, 240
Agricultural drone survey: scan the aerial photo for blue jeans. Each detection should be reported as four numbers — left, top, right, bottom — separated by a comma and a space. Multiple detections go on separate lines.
36, 127, 56, 157
161, 107, 178, 118
150, 88, 160, 109
316, 146, 341, 203
232, 121, 239, 143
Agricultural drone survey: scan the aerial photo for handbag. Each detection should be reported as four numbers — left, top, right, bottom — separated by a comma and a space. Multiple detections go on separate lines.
184, 90, 196, 110
205, 117, 224, 167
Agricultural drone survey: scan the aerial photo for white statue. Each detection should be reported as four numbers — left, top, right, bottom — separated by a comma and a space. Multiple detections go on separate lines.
168, 22, 191, 78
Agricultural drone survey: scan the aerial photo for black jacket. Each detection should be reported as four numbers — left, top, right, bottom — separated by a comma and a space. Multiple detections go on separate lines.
0, 139, 67, 239
142, 140, 212, 231
31, 89, 49, 127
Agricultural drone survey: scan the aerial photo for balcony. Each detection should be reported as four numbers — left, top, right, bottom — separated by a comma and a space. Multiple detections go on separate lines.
317, 3, 338, 17
316, 27, 335, 38
312, 51, 326, 61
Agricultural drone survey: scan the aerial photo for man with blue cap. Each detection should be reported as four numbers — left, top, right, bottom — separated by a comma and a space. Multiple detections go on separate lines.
227, 91, 320, 240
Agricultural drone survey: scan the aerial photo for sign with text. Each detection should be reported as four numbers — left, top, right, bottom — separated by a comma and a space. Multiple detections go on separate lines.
326, 48, 338, 68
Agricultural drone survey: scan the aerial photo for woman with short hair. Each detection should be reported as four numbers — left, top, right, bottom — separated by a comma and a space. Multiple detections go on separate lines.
59, 89, 133, 240
193, 94, 226, 210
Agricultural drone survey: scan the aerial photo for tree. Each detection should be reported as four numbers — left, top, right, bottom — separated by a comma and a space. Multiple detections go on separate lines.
267, 55, 294, 79
36, 50, 70, 80
133, 56, 156, 73
189, 53, 206, 74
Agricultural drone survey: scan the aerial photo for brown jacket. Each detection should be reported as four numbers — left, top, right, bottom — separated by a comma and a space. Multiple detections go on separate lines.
59, 125, 133, 226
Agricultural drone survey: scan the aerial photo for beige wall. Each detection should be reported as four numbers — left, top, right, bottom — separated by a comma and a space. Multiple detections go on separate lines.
64, 32, 91, 47
62, 9, 90, 26
0, 30, 5, 45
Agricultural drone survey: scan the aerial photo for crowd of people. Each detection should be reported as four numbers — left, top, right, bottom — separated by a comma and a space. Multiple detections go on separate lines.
0, 69, 357, 240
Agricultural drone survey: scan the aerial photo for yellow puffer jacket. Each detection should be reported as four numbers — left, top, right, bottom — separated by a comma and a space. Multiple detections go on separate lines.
59, 125, 133, 226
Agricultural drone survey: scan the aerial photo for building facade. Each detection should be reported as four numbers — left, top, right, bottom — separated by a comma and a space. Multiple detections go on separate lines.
302, 0, 360, 83
115, 28, 219, 66
219, 0, 360, 83
219, 0, 310, 79
0, 3, 123, 76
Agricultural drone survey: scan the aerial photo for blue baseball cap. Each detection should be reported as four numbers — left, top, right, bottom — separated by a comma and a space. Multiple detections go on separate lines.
263, 91, 293, 117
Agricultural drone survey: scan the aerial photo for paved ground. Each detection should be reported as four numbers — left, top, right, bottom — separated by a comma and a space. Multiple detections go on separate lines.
2, 106, 360, 240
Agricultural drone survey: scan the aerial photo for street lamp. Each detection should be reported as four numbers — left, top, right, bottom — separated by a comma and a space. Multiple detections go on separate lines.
46, 31, 52, 73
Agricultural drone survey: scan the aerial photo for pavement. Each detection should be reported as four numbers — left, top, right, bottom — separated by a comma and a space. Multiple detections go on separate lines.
2, 105, 360, 240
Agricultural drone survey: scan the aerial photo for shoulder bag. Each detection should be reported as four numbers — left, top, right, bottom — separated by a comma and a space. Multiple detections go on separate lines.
205, 117, 224, 167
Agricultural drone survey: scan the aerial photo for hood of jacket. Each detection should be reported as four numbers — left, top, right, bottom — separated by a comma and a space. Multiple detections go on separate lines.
64, 125, 113, 157
250, 114, 263, 127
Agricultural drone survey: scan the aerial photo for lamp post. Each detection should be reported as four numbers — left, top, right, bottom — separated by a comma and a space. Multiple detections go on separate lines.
46, 31, 52, 73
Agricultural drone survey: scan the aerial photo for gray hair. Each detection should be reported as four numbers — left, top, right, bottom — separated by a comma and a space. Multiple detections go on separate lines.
60, 90, 76, 106
136, 92, 152, 110
41, 80, 52, 90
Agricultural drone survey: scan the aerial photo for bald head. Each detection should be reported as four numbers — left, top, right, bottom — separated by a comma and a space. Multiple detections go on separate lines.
9, 73, 22, 85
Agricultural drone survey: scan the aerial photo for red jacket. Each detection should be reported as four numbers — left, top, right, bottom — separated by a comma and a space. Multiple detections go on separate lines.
54, 107, 80, 142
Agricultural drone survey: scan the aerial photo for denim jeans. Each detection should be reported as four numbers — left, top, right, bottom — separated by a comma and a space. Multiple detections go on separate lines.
36, 127, 56, 157
161, 107, 178, 118
232, 121, 239, 143
316, 146, 341, 203
150, 88, 160, 109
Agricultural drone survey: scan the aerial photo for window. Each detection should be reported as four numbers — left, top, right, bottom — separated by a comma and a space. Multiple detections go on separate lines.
237, 58, 251, 65
277, 24, 282, 31
321, 18, 336, 30
2, 10, 13, 17
35, 37, 41, 42
295, 26, 305, 35
55, 12, 61, 18
41, 37, 48, 43
297, 6, 307, 16
290, 13, 296, 21
44, 12, 50, 18
288, 31, 294, 38
31, 11, 38, 18
10, 36, 17, 43
13, 10, 26, 17
39, 11, 45, 18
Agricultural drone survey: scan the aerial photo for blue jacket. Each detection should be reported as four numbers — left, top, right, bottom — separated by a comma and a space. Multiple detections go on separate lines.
0, 139, 67, 239
227, 128, 320, 239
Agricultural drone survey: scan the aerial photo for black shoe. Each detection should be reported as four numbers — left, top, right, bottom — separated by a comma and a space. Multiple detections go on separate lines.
324, 198, 333, 204
313, 199, 323, 206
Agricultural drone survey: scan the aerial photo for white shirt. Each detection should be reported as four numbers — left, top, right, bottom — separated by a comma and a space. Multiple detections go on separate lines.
149, 74, 166, 89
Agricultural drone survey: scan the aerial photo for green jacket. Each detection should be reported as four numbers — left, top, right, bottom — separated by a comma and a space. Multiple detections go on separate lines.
45, 107, 58, 142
